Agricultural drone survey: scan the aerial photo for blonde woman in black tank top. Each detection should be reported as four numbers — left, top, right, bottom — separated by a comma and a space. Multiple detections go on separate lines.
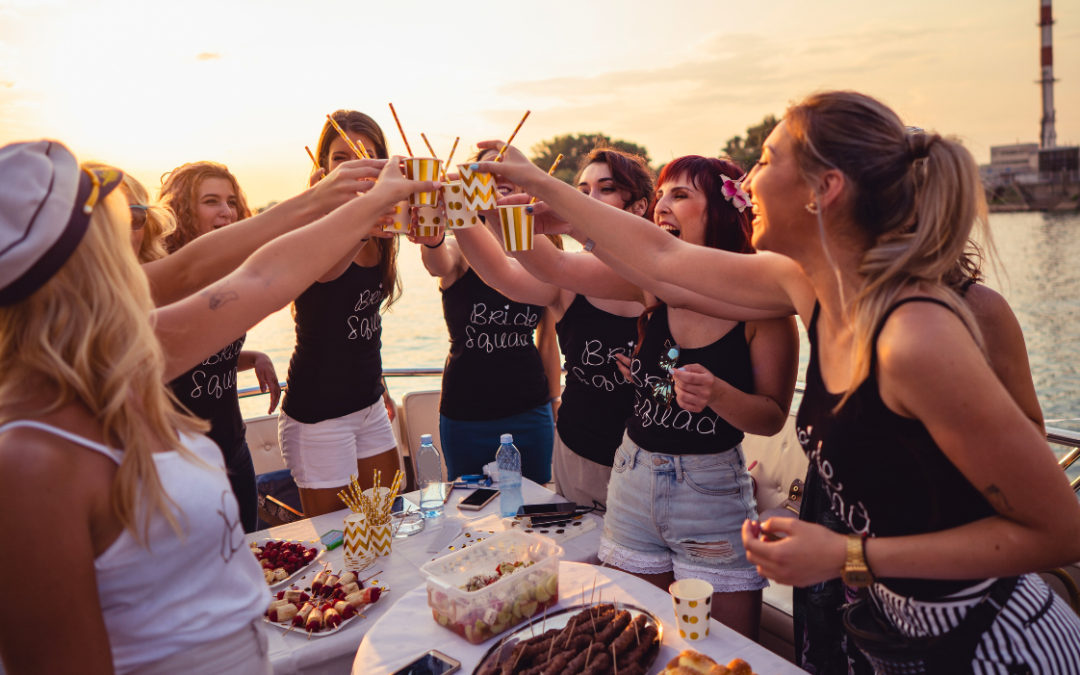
471, 92, 1080, 672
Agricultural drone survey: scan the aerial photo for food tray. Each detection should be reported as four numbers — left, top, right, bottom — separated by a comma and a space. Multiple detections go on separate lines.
422, 530, 563, 644
251, 538, 326, 589
473, 603, 663, 675
263, 577, 390, 639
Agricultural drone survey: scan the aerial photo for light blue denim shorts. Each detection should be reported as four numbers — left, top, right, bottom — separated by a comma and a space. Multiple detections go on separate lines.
598, 432, 768, 593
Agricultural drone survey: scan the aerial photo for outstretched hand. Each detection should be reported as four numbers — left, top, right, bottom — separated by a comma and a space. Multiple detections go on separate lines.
472, 141, 549, 194
373, 156, 442, 205
308, 158, 386, 213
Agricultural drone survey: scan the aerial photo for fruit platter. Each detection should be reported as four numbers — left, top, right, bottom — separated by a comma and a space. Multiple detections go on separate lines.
263, 568, 389, 638
422, 530, 563, 645
250, 538, 324, 588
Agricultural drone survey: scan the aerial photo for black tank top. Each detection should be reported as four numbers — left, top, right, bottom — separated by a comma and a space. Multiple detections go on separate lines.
626, 305, 752, 455
796, 299, 996, 599
439, 268, 550, 421
281, 262, 385, 424
169, 334, 247, 457
555, 295, 639, 466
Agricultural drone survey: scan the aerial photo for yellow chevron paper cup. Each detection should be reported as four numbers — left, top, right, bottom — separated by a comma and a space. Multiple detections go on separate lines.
368, 520, 393, 557
497, 204, 534, 252
343, 513, 374, 571
442, 182, 480, 229
415, 205, 445, 238
404, 157, 443, 207
383, 201, 410, 234
457, 163, 498, 211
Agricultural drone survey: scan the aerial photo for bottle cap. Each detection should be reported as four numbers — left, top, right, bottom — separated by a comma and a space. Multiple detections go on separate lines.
421, 434, 433, 444
500, 434, 513, 444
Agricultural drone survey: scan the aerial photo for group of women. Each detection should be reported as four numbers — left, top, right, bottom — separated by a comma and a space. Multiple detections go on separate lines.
1, 90, 1079, 675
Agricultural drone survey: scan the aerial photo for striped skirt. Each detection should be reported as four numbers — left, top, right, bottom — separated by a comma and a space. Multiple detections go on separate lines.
872, 574, 1080, 674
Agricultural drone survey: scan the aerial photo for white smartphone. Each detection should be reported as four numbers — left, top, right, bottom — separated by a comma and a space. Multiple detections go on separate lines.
391, 649, 461, 675
456, 488, 500, 511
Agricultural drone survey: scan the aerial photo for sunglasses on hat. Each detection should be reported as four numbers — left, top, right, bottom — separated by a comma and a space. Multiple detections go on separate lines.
129, 205, 148, 231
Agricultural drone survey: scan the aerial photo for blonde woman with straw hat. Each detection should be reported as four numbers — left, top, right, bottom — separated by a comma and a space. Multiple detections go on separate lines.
0, 140, 434, 675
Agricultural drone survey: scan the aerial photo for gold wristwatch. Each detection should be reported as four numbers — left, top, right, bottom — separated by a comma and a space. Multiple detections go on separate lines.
840, 534, 874, 588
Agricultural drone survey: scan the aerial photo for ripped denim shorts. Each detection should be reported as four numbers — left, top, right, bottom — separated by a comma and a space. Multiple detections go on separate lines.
598, 432, 768, 593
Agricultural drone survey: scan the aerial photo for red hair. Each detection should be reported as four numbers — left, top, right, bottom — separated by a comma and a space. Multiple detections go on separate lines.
159, 162, 251, 253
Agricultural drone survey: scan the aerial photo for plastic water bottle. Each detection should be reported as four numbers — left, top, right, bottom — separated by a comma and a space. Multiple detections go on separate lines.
496, 434, 523, 517
417, 434, 444, 519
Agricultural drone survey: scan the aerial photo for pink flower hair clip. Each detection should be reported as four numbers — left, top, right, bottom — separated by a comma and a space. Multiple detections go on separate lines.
720, 174, 750, 212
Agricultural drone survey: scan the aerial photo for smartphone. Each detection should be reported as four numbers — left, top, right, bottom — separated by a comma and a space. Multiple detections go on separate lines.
457, 488, 500, 511
392, 496, 419, 514
517, 502, 577, 517
391, 649, 460, 675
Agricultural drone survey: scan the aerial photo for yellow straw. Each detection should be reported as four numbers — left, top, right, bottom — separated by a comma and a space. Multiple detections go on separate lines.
305, 146, 320, 171
493, 110, 531, 163
327, 115, 369, 160
388, 103, 414, 157
443, 137, 460, 181
530, 153, 563, 204
421, 133, 439, 160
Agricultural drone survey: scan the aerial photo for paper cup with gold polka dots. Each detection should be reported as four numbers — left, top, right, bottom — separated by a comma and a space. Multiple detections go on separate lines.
383, 201, 410, 234
669, 579, 713, 641
441, 181, 480, 229
414, 205, 446, 238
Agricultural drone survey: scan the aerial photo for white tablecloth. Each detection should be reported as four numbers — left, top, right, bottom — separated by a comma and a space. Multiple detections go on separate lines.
249, 479, 603, 675
353, 561, 804, 675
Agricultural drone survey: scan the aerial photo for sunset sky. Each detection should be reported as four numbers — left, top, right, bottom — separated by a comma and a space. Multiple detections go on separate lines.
2, 0, 1077, 206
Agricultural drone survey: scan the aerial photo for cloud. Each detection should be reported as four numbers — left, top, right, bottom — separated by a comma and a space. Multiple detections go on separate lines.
0, 81, 12, 88
195, 52, 221, 61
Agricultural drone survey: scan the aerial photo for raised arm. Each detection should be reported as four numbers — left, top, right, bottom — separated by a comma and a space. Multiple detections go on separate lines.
511, 229, 647, 304
143, 159, 385, 305
474, 142, 813, 320
452, 225, 561, 307
154, 159, 435, 381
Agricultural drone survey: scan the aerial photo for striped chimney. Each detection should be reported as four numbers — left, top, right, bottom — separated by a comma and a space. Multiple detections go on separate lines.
1039, 0, 1057, 148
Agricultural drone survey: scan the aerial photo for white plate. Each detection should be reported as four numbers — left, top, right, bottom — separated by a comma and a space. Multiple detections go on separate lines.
263, 585, 390, 638
250, 538, 326, 589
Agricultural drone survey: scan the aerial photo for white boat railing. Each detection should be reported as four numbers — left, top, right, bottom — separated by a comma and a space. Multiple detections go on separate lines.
237, 370, 1080, 491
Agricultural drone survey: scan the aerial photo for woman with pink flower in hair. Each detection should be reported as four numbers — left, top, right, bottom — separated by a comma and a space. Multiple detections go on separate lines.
489, 154, 799, 640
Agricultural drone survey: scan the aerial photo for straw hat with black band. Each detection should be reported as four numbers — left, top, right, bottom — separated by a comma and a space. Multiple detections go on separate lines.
0, 140, 124, 306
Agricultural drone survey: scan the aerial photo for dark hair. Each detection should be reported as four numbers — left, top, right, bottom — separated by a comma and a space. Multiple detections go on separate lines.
315, 110, 400, 311
636, 155, 754, 352
574, 145, 655, 214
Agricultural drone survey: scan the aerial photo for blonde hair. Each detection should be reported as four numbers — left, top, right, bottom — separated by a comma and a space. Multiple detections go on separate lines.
0, 183, 207, 544
83, 162, 176, 263
159, 161, 252, 253
784, 91, 989, 407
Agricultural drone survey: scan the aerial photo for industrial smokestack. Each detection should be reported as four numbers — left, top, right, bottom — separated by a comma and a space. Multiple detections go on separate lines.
1040, 0, 1057, 148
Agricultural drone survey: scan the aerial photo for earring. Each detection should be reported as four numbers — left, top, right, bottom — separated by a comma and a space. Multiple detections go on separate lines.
805, 202, 819, 215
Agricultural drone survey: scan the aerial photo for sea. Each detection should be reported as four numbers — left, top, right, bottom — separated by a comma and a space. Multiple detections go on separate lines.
236, 212, 1080, 476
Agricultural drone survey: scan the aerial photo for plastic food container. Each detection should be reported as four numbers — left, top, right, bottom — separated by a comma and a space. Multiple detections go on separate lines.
421, 530, 562, 644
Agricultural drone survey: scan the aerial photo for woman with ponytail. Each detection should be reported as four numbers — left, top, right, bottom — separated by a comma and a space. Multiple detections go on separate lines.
277, 110, 403, 518
473, 91, 1080, 671
487, 153, 799, 640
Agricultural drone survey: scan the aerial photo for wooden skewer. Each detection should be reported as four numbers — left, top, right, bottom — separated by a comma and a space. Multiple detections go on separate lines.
613, 645, 619, 675
590, 576, 597, 605
388, 103, 414, 156
634, 617, 641, 645
542, 603, 547, 635
510, 646, 525, 673
493, 110, 530, 162
583, 642, 593, 669
305, 146, 319, 170
360, 570, 382, 584
529, 153, 563, 204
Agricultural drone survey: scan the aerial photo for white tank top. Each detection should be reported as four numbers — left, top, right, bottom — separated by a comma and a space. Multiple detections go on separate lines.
0, 421, 269, 675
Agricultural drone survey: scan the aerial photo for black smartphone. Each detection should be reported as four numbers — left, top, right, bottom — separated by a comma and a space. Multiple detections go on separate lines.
457, 488, 500, 511
392, 496, 419, 514
517, 502, 577, 517
391, 649, 461, 675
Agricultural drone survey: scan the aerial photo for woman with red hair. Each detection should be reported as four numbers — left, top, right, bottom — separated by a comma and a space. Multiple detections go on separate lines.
485, 153, 799, 640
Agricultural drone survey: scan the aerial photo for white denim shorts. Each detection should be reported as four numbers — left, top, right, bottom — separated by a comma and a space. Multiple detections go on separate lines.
278, 401, 397, 489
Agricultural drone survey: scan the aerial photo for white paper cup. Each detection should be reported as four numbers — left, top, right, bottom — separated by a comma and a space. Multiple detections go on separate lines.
441, 181, 480, 229
403, 157, 443, 207
383, 201, 410, 233
457, 163, 498, 211
497, 204, 534, 251
669, 578, 713, 641
415, 205, 446, 238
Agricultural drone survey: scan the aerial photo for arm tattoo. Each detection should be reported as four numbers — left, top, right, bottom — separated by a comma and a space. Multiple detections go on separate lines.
200, 281, 239, 310
984, 484, 1014, 513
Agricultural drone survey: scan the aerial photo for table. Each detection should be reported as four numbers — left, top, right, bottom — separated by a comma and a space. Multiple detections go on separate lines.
353, 561, 804, 675
249, 479, 603, 675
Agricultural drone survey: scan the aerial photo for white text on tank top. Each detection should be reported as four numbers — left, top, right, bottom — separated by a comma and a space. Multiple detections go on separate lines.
571, 339, 634, 392
630, 340, 722, 437
797, 423, 872, 536
186, 336, 244, 400
346, 283, 382, 341
464, 302, 539, 353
